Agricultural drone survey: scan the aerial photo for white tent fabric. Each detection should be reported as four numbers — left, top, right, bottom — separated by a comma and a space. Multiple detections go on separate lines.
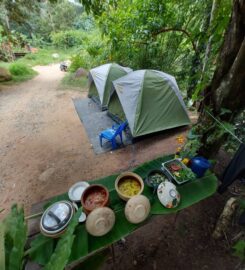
90, 63, 111, 103
154, 70, 188, 114
113, 70, 145, 132
89, 63, 133, 105
112, 69, 190, 136
121, 66, 133, 74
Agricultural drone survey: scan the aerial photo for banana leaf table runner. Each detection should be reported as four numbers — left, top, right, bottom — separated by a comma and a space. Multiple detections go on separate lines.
28, 155, 218, 266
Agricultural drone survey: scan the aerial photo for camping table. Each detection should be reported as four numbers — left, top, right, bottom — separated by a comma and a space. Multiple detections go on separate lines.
26, 155, 218, 269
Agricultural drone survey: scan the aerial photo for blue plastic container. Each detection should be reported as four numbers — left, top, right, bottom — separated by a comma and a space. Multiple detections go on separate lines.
190, 157, 211, 178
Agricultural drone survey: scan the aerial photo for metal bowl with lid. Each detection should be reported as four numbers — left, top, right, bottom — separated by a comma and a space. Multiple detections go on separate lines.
40, 200, 74, 237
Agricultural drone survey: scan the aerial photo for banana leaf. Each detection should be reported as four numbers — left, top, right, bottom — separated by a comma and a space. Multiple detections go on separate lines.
25, 234, 56, 265
0, 223, 5, 270
43, 208, 81, 270
3, 204, 27, 270
28, 154, 218, 266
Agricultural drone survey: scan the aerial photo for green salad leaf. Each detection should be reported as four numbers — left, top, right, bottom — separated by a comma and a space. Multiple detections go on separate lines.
177, 168, 196, 181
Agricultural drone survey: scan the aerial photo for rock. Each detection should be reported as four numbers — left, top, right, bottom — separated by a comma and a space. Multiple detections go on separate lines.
74, 68, 88, 78
0, 67, 12, 82
39, 167, 55, 182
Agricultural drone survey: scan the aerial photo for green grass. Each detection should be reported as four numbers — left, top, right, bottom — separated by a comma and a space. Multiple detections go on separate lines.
0, 47, 77, 84
0, 62, 37, 84
17, 47, 77, 66
10, 63, 38, 82
60, 72, 88, 91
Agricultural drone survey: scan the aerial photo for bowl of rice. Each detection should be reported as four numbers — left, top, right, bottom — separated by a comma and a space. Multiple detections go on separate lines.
115, 172, 144, 201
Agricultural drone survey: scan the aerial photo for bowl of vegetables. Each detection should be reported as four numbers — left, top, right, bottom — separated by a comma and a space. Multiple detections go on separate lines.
115, 172, 144, 201
81, 184, 109, 214
162, 159, 196, 185
145, 169, 171, 190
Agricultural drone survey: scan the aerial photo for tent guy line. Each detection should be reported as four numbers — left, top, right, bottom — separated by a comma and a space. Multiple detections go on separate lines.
205, 109, 243, 144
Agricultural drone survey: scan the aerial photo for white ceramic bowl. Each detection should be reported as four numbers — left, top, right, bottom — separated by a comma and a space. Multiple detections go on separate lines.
157, 181, 180, 208
68, 181, 90, 202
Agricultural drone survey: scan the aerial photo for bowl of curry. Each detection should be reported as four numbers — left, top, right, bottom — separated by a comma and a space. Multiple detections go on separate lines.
81, 184, 109, 214
115, 172, 144, 201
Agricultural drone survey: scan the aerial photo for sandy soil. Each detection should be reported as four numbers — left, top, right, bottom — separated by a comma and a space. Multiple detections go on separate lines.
0, 65, 238, 269
0, 64, 191, 216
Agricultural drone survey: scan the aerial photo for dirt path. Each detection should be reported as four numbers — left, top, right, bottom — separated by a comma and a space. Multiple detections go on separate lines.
0, 65, 238, 269
0, 64, 189, 216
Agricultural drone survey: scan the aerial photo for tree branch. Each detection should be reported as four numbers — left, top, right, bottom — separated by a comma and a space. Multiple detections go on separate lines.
152, 28, 198, 54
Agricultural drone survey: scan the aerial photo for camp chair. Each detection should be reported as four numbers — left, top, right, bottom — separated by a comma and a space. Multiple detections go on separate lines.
99, 121, 128, 150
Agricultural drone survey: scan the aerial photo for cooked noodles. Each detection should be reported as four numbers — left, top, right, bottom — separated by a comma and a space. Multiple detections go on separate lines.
118, 178, 141, 197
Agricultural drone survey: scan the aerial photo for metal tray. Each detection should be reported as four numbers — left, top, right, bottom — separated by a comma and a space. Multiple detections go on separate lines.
161, 159, 191, 185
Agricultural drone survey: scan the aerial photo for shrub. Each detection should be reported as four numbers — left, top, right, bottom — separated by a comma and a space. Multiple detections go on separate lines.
69, 31, 111, 72
9, 63, 36, 76
69, 51, 91, 72
86, 41, 103, 57
51, 30, 85, 48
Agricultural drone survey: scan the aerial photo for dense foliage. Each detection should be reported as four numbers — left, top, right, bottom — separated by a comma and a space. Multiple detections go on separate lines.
93, 0, 232, 97
0, 0, 94, 57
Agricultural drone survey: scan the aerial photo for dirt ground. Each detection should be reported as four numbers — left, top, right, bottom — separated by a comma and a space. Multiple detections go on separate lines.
0, 64, 194, 216
0, 65, 239, 269
100, 194, 238, 270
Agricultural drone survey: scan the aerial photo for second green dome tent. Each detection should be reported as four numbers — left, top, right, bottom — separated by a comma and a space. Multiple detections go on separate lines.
88, 64, 191, 137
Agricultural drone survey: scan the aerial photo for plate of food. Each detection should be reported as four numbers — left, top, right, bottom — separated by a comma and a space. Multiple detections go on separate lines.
81, 184, 109, 214
145, 169, 171, 190
162, 159, 196, 185
115, 172, 144, 201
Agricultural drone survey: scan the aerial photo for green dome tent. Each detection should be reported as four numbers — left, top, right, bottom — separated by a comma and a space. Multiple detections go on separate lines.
108, 70, 191, 137
88, 63, 132, 110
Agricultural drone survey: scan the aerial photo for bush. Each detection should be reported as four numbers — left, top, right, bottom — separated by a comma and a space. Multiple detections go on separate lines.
9, 63, 36, 76
69, 51, 91, 72
68, 30, 111, 72
51, 30, 85, 48
86, 41, 103, 57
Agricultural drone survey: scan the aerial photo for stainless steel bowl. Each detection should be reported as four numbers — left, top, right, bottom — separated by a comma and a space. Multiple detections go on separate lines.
40, 200, 74, 236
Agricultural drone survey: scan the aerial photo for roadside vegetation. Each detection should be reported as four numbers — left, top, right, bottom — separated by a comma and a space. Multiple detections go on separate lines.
60, 72, 88, 91
0, 47, 75, 83
0, 0, 95, 84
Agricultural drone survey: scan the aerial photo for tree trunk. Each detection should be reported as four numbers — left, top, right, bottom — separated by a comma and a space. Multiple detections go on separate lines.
187, 1, 213, 99
201, 0, 220, 77
198, 0, 245, 157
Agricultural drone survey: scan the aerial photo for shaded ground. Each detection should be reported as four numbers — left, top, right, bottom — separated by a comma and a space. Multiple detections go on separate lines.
100, 194, 238, 270
0, 65, 238, 269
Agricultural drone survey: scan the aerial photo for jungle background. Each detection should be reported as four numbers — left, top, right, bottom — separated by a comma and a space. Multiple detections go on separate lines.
0, 0, 244, 153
